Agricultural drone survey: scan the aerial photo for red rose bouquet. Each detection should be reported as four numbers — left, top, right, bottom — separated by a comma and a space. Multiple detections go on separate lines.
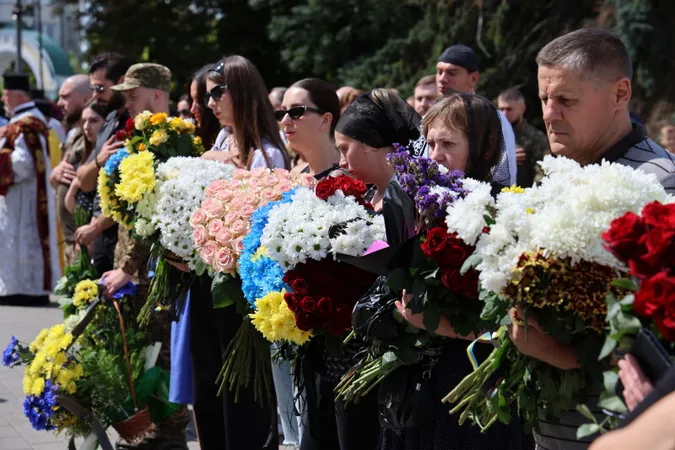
598, 201, 675, 417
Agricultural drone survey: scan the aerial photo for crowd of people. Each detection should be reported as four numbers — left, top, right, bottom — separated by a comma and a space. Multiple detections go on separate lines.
1, 26, 675, 450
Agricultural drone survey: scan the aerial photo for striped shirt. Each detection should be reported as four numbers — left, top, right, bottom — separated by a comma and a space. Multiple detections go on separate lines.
597, 123, 675, 193
534, 124, 675, 450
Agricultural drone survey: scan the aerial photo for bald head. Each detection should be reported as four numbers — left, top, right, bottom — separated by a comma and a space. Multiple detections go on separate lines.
58, 74, 92, 124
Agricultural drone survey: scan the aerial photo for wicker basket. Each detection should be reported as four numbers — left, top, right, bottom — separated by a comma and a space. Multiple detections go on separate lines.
113, 407, 153, 442
109, 300, 153, 442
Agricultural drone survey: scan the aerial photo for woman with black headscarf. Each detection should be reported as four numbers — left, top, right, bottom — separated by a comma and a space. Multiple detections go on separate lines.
336, 90, 530, 450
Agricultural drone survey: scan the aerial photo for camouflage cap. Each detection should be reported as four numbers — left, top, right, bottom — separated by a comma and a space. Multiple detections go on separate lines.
111, 63, 172, 93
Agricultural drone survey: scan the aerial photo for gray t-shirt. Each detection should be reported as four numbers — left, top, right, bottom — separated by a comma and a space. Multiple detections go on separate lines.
534, 124, 675, 450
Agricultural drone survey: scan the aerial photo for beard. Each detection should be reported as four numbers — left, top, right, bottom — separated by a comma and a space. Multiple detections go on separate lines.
65, 107, 83, 127
105, 90, 125, 112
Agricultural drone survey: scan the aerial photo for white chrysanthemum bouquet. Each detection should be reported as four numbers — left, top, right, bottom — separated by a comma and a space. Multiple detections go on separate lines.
137, 156, 235, 324
442, 155, 672, 433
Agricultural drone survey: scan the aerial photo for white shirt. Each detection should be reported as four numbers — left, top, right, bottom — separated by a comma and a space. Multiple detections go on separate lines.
498, 110, 517, 186
212, 129, 286, 169
0, 102, 60, 296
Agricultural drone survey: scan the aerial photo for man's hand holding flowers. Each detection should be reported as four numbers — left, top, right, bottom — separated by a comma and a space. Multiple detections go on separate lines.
507, 306, 579, 370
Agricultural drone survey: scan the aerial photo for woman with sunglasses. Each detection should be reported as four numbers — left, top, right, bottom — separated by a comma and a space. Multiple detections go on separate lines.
278, 78, 342, 178
169, 65, 250, 450
203, 56, 289, 170
190, 65, 222, 149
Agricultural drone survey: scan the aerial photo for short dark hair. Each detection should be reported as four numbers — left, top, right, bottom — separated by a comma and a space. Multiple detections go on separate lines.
83, 97, 110, 119
536, 28, 633, 83
415, 74, 436, 89
498, 87, 525, 103
89, 52, 132, 83
290, 78, 341, 136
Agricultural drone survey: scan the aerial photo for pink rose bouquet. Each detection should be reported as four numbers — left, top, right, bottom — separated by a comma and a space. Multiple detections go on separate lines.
191, 168, 316, 276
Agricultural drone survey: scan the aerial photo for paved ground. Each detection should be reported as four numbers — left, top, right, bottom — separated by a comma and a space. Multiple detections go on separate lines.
0, 300, 295, 450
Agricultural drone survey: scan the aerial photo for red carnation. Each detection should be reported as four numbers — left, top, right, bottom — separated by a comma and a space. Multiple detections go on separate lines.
602, 212, 647, 262
115, 130, 128, 141
125, 118, 135, 133
641, 201, 675, 230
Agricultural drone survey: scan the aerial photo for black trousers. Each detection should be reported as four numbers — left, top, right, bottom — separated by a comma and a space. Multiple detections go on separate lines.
300, 369, 379, 450
190, 276, 278, 450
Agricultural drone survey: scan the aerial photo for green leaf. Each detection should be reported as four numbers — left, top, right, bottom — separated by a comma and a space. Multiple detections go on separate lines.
603, 370, 619, 392
598, 395, 627, 413
619, 294, 635, 307
611, 278, 637, 291
386, 268, 412, 293
211, 273, 243, 309
598, 336, 617, 360
411, 277, 427, 301
483, 214, 496, 226
422, 307, 441, 333
576, 423, 600, 439
575, 404, 596, 422
460, 253, 481, 275
614, 312, 642, 333
425, 267, 439, 280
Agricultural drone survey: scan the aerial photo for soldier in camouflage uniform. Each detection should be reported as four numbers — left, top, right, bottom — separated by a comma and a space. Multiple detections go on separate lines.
101, 64, 190, 450
498, 88, 550, 186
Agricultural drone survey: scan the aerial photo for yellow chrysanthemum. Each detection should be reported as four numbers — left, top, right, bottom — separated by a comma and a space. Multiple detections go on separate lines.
250, 290, 312, 345
136, 142, 147, 152
23, 374, 34, 395
72, 280, 99, 308
150, 112, 169, 126
97, 170, 114, 218
149, 129, 169, 146
501, 185, 525, 194
116, 151, 155, 203
30, 377, 46, 396
29, 328, 49, 352
193, 136, 202, 146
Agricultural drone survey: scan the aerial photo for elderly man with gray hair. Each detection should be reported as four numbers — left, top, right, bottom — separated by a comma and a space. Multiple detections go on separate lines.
507, 28, 675, 450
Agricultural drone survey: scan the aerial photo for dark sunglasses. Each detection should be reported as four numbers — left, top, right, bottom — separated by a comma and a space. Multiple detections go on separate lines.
89, 85, 105, 93
275, 106, 324, 122
204, 84, 228, 103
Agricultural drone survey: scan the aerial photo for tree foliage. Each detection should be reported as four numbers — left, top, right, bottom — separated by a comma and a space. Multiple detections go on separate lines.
58, 0, 673, 129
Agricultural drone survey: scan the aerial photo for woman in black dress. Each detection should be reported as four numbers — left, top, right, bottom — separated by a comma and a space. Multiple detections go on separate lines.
380, 92, 534, 450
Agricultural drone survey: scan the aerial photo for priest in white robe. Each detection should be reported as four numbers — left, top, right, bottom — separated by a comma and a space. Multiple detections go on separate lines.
0, 73, 60, 306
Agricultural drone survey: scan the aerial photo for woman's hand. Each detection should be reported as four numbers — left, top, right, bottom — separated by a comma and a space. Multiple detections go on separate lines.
395, 290, 426, 330
395, 290, 467, 339
165, 253, 190, 273
507, 306, 579, 370
618, 354, 653, 410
